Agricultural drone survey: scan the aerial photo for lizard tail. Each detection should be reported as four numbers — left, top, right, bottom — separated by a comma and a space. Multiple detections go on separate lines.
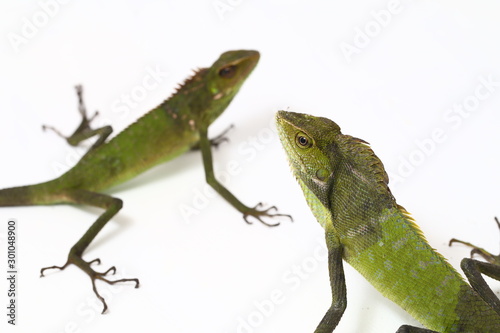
0, 180, 65, 207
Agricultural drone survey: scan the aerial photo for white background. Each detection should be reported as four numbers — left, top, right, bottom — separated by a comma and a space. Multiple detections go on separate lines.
1, 1, 500, 332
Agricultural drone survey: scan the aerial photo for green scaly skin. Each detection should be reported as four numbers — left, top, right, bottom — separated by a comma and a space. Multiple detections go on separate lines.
276, 110, 500, 332
0, 50, 291, 313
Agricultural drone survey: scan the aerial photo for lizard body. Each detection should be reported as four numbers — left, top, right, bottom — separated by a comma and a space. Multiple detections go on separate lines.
0, 50, 289, 312
276, 110, 500, 332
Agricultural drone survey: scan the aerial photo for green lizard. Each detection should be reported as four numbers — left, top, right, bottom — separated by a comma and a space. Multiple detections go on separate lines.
0, 50, 290, 313
276, 110, 500, 332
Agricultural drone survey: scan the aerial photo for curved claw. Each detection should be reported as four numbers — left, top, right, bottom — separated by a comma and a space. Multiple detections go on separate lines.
42, 124, 67, 138
101, 266, 117, 276
243, 202, 293, 227
88, 258, 101, 266
92, 281, 108, 314
87, 110, 100, 123
470, 248, 499, 264
93, 274, 140, 314
40, 263, 69, 277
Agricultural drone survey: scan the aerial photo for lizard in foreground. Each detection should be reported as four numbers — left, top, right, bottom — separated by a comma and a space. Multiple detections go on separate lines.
276, 110, 500, 332
0, 50, 289, 313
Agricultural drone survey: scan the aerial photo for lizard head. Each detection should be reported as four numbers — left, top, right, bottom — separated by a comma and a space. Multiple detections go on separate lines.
200, 50, 260, 124
276, 110, 391, 209
276, 111, 339, 190
207, 50, 259, 97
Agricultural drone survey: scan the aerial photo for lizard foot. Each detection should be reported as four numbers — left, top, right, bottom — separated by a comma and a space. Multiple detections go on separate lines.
42, 85, 101, 146
209, 124, 234, 148
243, 202, 293, 227
191, 124, 234, 151
449, 217, 500, 266
40, 254, 139, 314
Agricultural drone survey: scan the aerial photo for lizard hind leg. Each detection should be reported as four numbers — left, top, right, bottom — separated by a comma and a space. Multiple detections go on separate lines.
42, 85, 112, 154
39, 189, 139, 314
449, 217, 500, 266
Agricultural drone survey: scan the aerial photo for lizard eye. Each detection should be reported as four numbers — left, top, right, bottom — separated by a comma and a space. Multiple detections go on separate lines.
295, 132, 312, 148
219, 65, 237, 79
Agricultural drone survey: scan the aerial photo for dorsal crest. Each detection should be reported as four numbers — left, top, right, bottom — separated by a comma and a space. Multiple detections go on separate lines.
173, 67, 209, 95
342, 135, 390, 194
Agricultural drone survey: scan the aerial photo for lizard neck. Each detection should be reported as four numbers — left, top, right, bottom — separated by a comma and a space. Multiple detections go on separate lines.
328, 158, 396, 254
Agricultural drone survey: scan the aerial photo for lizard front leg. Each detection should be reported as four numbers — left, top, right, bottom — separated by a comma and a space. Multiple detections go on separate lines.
40, 189, 139, 313
43, 85, 112, 155
198, 127, 292, 226
314, 232, 346, 333
317, 233, 438, 333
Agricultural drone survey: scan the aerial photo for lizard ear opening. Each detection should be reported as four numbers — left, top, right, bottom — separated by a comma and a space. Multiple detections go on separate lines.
218, 65, 237, 79
295, 132, 313, 149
